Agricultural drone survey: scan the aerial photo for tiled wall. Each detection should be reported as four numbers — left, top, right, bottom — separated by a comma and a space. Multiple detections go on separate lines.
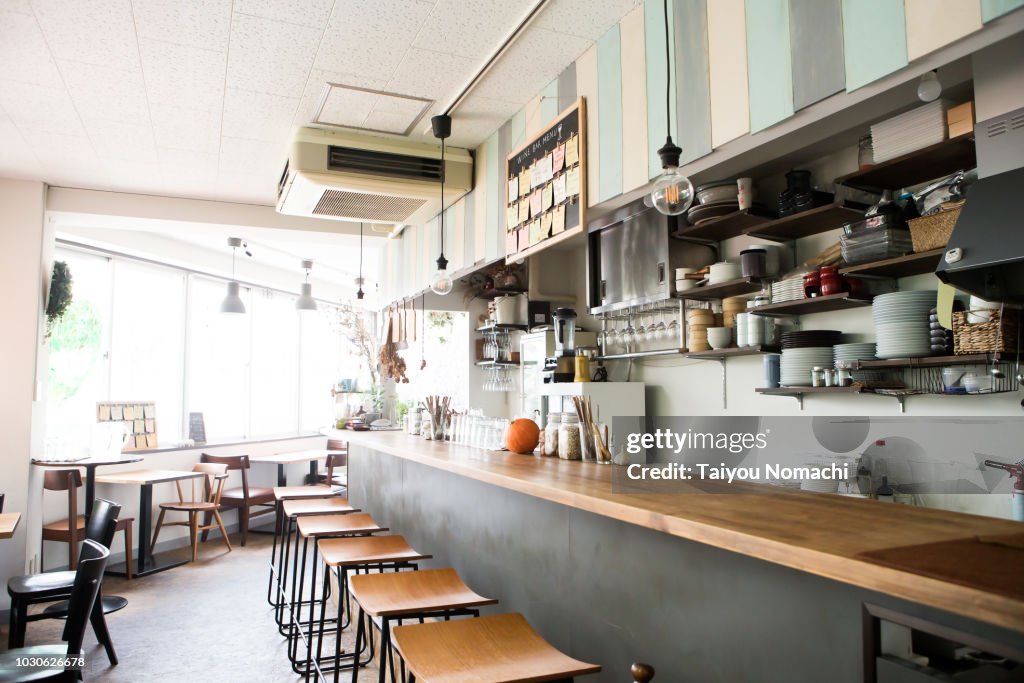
383, 0, 1020, 303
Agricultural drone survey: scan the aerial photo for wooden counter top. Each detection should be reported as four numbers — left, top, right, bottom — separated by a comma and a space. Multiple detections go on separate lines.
343, 430, 1024, 633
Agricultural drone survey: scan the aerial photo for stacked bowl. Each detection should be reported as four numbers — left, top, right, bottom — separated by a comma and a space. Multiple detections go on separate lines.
872, 290, 937, 359
780, 330, 842, 386
833, 342, 885, 385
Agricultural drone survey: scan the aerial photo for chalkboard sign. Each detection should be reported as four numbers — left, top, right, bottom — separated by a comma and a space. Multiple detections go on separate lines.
188, 412, 206, 445
505, 98, 587, 261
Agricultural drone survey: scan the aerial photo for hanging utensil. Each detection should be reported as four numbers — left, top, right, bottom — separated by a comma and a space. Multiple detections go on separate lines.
409, 296, 417, 344
420, 295, 427, 370
397, 299, 409, 350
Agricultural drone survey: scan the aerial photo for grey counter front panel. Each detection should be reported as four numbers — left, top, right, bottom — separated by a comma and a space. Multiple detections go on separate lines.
348, 446, 1024, 683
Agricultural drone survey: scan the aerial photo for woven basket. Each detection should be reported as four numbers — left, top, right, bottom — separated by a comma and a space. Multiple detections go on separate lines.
908, 201, 963, 253
952, 308, 1022, 355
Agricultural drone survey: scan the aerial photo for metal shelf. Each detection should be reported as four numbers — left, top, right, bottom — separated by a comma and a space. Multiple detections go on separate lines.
835, 134, 976, 191
475, 359, 521, 367
685, 346, 780, 360
839, 249, 944, 278
673, 278, 764, 301
476, 323, 529, 333
748, 293, 872, 316
743, 203, 867, 242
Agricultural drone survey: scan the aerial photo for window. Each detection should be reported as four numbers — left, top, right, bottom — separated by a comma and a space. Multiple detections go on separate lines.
249, 289, 299, 436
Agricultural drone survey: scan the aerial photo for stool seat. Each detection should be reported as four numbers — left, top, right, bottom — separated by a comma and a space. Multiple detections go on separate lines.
392, 612, 601, 683
296, 513, 385, 538
350, 568, 497, 618
222, 485, 274, 503
7, 570, 76, 598
42, 515, 86, 533
281, 497, 356, 518
317, 535, 431, 567
273, 484, 341, 501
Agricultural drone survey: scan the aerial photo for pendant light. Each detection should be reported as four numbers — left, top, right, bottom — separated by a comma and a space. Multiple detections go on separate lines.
917, 70, 942, 103
429, 114, 453, 296
650, 0, 694, 216
295, 259, 318, 312
220, 237, 246, 314
355, 222, 365, 300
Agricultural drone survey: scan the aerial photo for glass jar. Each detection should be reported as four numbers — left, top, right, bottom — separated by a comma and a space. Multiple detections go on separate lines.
858, 134, 874, 170
811, 367, 827, 388
558, 413, 582, 460
543, 413, 561, 457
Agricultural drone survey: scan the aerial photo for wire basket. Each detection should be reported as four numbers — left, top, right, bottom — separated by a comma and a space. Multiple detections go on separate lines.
952, 308, 1022, 355
908, 201, 964, 253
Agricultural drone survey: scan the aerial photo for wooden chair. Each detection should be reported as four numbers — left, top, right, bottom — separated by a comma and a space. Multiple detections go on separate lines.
41, 469, 134, 578
199, 453, 274, 546
318, 452, 348, 488
151, 463, 231, 562
2, 540, 109, 683
1, 492, 5, 512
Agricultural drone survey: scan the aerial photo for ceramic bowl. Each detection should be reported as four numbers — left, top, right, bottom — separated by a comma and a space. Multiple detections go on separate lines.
695, 180, 736, 205
707, 327, 732, 349
676, 279, 696, 292
708, 261, 741, 284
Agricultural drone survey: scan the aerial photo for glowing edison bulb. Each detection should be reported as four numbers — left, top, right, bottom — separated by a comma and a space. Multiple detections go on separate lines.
430, 267, 453, 295
651, 166, 695, 216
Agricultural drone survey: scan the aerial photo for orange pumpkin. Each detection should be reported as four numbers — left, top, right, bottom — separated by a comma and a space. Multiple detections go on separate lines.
506, 418, 540, 454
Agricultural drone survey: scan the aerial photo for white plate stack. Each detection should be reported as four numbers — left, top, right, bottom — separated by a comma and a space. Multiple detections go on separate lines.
833, 342, 877, 367
872, 291, 938, 359
780, 347, 835, 386
870, 100, 949, 163
771, 275, 807, 304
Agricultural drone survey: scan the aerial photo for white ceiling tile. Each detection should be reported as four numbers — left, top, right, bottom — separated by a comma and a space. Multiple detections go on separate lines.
413, 0, 536, 59
85, 119, 157, 161
58, 60, 151, 124
159, 147, 220, 182
533, 0, 641, 40
293, 69, 388, 126
150, 105, 222, 153
139, 39, 227, 112
361, 109, 424, 136
317, 87, 380, 129
233, 0, 334, 28
32, 0, 141, 68
19, 128, 99, 170
470, 27, 590, 102
455, 94, 522, 121
0, 120, 43, 177
219, 136, 287, 176
385, 47, 476, 101
222, 88, 298, 142
0, 7, 64, 87
4, 1, 33, 14
131, 0, 232, 50
226, 14, 320, 98
216, 171, 277, 204
102, 158, 163, 188
0, 80, 83, 132
315, 1, 434, 82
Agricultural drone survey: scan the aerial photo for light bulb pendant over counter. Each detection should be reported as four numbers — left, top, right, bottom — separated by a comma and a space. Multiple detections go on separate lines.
429, 113, 453, 296
221, 236, 246, 315
295, 259, 317, 312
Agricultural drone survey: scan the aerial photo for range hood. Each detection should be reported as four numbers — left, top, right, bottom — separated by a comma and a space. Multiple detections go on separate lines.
935, 106, 1024, 302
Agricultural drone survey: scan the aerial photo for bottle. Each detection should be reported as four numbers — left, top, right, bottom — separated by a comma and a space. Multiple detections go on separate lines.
574, 349, 591, 382
558, 413, 582, 460
543, 413, 561, 457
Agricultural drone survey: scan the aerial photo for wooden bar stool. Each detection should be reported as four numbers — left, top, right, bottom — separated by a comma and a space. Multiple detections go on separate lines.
391, 612, 601, 683
286, 513, 387, 675
307, 536, 432, 683
348, 568, 498, 683
267, 496, 357, 609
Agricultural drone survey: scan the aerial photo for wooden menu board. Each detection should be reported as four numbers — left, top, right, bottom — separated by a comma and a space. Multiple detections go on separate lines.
505, 98, 586, 261
97, 401, 157, 450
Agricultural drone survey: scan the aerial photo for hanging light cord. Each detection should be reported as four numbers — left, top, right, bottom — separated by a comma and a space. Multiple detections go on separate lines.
359, 222, 364, 281
231, 245, 236, 278
663, 0, 671, 140
439, 136, 446, 260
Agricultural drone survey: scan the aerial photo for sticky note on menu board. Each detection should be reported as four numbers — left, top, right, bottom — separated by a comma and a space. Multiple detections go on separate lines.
111, 405, 123, 421
529, 189, 543, 217
553, 204, 566, 234
566, 166, 580, 197
135, 434, 146, 449
508, 176, 518, 203
565, 134, 579, 166
553, 144, 565, 173
145, 419, 155, 432
505, 228, 518, 255
541, 211, 553, 237
530, 154, 553, 188
529, 218, 542, 245
134, 419, 145, 434
542, 183, 553, 210
144, 405, 155, 419
518, 168, 530, 196
123, 405, 134, 420
553, 174, 567, 204
506, 205, 518, 230
98, 405, 110, 421
146, 434, 157, 448
518, 198, 530, 223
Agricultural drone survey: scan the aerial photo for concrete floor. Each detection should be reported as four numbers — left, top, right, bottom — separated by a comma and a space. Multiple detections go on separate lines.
2, 533, 382, 683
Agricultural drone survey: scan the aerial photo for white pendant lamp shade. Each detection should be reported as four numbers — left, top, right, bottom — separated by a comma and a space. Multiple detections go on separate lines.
295, 259, 318, 311
220, 280, 246, 314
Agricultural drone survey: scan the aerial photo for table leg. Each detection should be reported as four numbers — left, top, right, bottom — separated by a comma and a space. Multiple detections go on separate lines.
278, 464, 287, 487
308, 460, 318, 485
137, 483, 151, 573
84, 466, 96, 519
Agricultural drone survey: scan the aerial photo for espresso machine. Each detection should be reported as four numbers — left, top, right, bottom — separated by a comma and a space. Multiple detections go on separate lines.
545, 307, 578, 383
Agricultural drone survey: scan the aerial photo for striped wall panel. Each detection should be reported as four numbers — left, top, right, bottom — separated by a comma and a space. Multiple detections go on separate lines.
644, 0, 676, 180
523, 95, 544, 139
576, 43, 600, 207
541, 79, 559, 125
620, 4, 649, 192
842, 0, 907, 91
557, 63, 577, 113
462, 190, 476, 270
473, 140, 487, 264
597, 24, 624, 202
789, 0, 845, 110
982, 0, 1024, 21
673, 0, 711, 163
484, 131, 501, 262
746, 0, 794, 132
905, 0, 982, 61
707, 0, 750, 148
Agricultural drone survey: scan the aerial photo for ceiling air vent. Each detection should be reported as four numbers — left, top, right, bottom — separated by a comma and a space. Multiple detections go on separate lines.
313, 189, 427, 223
327, 146, 444, 182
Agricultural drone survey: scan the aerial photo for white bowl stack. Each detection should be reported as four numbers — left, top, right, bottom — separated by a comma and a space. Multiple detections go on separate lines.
872, 291, 938, 359
780, 348, 835, 386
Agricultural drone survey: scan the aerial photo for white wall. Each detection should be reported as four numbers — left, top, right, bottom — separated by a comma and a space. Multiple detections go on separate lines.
0, 179, 47, 609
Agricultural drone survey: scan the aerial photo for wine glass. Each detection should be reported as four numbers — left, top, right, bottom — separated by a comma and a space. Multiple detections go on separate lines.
621, 312, 635, 352
653, 307, 667, 344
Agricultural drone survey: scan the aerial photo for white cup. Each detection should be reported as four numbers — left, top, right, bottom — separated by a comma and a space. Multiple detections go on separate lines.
737, 177, 754, 210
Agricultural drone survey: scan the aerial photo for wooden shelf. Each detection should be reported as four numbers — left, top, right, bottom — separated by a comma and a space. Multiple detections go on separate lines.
686, 345, 780, 360
476, 323, 529, 333
477, 286, 528, 300
748, 293, 871, 316
835, 134, 976, 191
852, 353, 1018, 370
756, 386, 864, 396
672, 208, 775, 242
673, 277, 764, 301
839, 249, 944, 278
475, 359, 521, 367
743, 203, 866, 242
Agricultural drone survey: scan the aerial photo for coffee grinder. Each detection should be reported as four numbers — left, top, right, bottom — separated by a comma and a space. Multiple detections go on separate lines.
549, 307, 578, 382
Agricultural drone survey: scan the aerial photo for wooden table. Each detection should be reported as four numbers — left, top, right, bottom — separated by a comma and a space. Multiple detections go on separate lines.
96, 469, 204, 577
33, 454, 144, 517
250, 449, 344, 486
0, 512, 21, 539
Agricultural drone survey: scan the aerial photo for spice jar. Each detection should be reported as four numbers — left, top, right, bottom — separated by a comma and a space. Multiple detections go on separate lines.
558, 413, 582, 460
543, 413, 561, 457
811, 366, 827, 388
